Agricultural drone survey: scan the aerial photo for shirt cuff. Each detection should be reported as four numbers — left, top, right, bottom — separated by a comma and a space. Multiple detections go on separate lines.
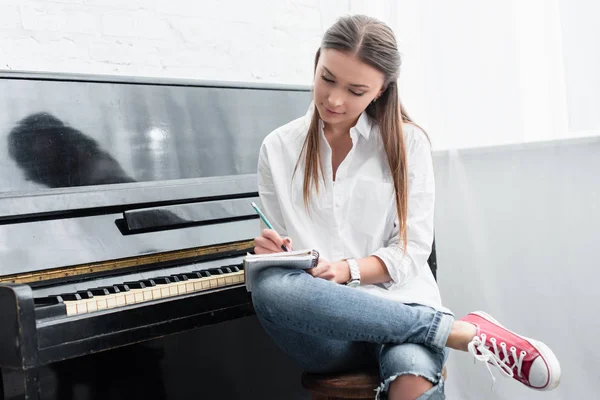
371, 246, 407, 288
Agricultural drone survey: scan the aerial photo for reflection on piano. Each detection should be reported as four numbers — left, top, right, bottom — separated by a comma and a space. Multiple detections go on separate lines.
0, 71, 312, 400
8, 112, 136, 188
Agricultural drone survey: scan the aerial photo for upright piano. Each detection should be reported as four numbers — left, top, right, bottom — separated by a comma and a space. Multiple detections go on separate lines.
0, 71, 312, 400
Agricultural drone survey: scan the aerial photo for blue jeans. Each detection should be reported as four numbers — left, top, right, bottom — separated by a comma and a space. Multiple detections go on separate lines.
251, 267, 454, 399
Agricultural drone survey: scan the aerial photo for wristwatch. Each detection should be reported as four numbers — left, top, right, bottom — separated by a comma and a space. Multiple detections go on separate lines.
345, 258, 361, 287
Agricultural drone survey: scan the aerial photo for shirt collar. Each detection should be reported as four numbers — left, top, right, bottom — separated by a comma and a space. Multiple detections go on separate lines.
304, 102, 373, 140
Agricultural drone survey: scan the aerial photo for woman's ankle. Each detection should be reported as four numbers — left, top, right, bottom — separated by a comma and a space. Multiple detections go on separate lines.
445, 321, 477, 351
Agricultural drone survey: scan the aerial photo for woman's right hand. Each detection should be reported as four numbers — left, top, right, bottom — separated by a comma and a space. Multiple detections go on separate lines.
253, 229, 292, 254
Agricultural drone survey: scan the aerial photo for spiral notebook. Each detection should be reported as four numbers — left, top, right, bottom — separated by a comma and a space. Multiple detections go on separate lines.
243, 249, 320, 291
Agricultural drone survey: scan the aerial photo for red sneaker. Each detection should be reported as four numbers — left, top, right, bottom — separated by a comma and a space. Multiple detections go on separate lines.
460, 311, 561, 391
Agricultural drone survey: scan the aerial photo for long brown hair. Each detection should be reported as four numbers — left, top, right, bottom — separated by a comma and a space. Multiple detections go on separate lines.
295, 15, 416, 251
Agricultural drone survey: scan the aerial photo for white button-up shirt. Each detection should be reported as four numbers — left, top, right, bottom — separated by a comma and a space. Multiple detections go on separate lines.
257, 104, 447, 312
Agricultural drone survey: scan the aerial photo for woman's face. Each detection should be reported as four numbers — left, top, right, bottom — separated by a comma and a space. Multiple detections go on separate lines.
313, 48, 385, 130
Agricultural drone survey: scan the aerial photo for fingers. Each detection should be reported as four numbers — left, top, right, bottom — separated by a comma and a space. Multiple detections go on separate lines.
261, 229, 284, 245
283, 237, 293, 251
308, 263, 326, 277
253, 236, 280, 254
253, 229, 288, 254
253, 245, 275, 255
308, 262, 335, 280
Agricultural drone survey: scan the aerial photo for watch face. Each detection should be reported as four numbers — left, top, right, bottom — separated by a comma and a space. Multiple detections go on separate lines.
347, 280, 360, 288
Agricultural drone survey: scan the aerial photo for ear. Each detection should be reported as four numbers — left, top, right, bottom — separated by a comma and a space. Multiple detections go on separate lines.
377, 85, 387, 99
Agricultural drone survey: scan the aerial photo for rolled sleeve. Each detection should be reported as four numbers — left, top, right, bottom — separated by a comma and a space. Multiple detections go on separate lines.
371, 129, 435, 287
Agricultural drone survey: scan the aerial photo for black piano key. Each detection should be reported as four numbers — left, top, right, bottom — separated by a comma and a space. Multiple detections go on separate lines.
60, 293, 83, 301
76, 290, 94, 299
89, 288, 111, 296
35, 303, 67, 319
207, 268, 224, 275
98, 286, 120, 294
34, 295, 64, 306
139, 279, 156, 287
182, 272, 203, 279
170, 274, 188, 281
153, 277, 172, 285
191, 270, 211, 278
221, 264, 240, 272
222, 267, 233, 273
124, 281, 147, 289
114, 284, 130, 292
220, 263, 243, 271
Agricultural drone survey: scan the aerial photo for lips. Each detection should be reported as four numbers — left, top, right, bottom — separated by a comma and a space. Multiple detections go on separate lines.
324, 107, 342, 115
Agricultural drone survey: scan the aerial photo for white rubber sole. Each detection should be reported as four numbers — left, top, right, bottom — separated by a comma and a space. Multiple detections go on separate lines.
471, 311, 561, 391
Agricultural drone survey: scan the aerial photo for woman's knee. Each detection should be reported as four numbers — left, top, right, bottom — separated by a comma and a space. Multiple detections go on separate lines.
250, 267, 304, 316
376, 343, 446, 399
387, 375, 434, 400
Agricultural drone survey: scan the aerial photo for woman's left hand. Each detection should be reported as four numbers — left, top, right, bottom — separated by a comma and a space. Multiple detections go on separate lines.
307, 259, 350, 284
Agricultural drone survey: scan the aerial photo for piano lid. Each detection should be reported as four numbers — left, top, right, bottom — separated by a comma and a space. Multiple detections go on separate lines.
0, 72, 311, 283
0, 71, 311, 197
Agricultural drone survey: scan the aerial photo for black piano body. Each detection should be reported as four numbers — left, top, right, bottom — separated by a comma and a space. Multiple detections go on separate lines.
0, 71, 312, 400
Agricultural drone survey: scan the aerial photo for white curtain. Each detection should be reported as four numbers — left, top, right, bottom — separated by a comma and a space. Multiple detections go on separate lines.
322, 0, 599, 151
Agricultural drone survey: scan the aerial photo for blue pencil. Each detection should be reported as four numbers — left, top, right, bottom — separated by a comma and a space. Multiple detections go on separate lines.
251, 202, 289, 251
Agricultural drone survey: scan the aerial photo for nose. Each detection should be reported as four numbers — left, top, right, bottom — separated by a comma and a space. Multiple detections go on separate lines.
327, 88, 344, 108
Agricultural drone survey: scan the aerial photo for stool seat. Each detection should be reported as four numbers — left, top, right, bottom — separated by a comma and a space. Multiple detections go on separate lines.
301, 368, 380, 399
301, 366, 447, 400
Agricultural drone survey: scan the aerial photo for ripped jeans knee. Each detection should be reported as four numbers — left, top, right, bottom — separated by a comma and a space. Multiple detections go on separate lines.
375, 372, 446, 400
374, 343, 449, 400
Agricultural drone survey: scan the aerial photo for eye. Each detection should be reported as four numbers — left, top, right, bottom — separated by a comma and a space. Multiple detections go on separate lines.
350, 90, 365, 97
321, 75, 335, 83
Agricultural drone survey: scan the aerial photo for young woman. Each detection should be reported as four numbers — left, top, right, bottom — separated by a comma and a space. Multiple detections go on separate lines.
251, 15, 561, 400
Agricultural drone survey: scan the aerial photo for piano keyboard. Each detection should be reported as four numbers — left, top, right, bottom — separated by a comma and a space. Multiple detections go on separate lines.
34, 264, 245, 318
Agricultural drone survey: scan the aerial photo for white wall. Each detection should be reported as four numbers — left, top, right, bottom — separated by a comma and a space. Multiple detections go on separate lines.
0, 0, 340, 84
391, 0, 571, 150
390, 0, 599, 150
558, 0, 600, 134
1, 0, 598, 151
433, 137, 600, 400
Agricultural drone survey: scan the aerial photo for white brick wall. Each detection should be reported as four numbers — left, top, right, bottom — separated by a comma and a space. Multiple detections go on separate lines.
0, 0, 359, 84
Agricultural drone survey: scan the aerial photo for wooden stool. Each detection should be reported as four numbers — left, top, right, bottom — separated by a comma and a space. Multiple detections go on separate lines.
301, 367, 448, 400
301, 368, 380, 399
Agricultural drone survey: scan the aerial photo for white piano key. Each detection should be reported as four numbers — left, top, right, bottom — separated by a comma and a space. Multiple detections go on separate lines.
42, 261, 246, 318
176, 282, 188, 295
86, 299, 98, 313
96, 298, 108, 310
231, 271, 244, 284
105, 295, 118, 309
142, 288, 153, 301
159, 286, 171, 297
130, 289, 146, 303
65, 303, 78, 316
124, 292, 136, 304
151, 287, 163, 300
185, 281, 195, 292
114, 293, 127, 306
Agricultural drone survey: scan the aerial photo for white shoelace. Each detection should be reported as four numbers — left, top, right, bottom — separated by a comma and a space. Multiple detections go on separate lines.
467, 333, 527, 387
